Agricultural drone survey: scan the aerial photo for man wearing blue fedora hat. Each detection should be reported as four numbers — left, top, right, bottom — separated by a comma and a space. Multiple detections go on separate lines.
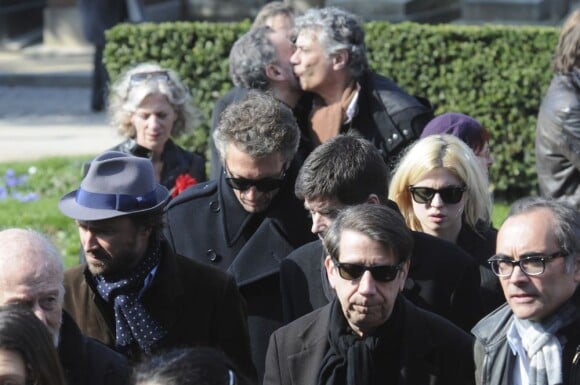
59, 151, 256, 381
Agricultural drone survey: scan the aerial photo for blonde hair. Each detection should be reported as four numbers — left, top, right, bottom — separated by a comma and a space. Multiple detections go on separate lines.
108, 63, 195, 138
388, 134, 492, 232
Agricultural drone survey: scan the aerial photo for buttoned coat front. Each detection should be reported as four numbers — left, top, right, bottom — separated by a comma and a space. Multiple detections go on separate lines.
264, 299, 476, 385
63, 241, 256, 381
164, 174, 315, 379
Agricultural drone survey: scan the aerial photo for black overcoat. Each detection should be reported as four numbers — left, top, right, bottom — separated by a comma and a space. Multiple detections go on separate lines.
164, 174, 315, 379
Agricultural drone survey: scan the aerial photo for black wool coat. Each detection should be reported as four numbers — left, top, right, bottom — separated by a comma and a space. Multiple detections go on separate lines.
264, 298, 476, 385
164, 174, 315, 380
59, 310, 130, 385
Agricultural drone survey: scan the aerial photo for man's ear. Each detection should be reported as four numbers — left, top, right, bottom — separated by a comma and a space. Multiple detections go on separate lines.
366, 194, 380, 205
324, 255, 337, 289
332, 50, 349, 71
265, 64, 283, 81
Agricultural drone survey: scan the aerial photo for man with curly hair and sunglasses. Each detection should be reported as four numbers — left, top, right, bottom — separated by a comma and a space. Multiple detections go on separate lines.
264, 204, 475, 385
164, 91, 315, 381
473, 197, 580, 385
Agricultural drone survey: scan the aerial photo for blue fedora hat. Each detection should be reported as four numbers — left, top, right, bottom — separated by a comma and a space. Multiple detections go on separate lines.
59, 151, 169, 221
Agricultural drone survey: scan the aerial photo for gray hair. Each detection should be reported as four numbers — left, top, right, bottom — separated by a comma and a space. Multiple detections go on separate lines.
507, 197, 580, 272
108, 63, 196, 138
293, 7, 368, 78
213, 91, 299, 163
229, 26, 277, 90
252, 1, 296, 29
323, 204, 414, 264
0, 228, 65, 297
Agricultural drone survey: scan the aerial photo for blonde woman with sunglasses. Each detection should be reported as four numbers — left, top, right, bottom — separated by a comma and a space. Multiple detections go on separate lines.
389, 134, 503, 313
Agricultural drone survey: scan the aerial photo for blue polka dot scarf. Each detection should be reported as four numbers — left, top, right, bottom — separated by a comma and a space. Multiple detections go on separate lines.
95, 245, 166, 353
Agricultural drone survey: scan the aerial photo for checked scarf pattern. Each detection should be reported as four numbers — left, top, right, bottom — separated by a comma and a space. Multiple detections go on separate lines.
513, 302, 578, 385
95, 245, 166, 353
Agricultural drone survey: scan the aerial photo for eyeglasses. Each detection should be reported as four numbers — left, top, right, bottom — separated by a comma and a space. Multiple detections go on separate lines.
224, 165, 286, 192
488, 251, 568, 277
129, 70, 170, 87
408, 185, 466, 205
331, 257, 403, 282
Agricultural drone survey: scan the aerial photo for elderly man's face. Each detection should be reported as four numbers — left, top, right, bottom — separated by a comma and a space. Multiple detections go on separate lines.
0, 258, 63, 346
290, 29, 335, 94
497, 208, 580, 322
325, 230, 408, 337
78, 216, 151, 278
224, 143, 286, 213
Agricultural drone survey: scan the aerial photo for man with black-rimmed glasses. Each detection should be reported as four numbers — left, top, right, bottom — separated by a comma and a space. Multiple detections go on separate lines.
473, 197, 580, 385
264, 204, 475, 385
164, 91, 315, 381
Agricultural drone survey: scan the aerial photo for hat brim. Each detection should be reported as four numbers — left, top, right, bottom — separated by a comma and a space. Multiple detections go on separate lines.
58, 185, 169, 221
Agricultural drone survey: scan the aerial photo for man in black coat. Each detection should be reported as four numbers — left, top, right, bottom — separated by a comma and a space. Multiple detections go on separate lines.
265, 205, 475, 385
0, 228, 130, 385
165, 91, 315, 380
290, 7, 433, 170
281, 135, 484, 331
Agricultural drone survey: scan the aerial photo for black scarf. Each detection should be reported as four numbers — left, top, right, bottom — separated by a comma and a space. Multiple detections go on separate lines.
317, 297, 404, 385
94, 244, 166, 353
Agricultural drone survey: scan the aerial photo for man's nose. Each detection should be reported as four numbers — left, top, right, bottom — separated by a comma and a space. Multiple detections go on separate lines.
32, 302, 49, 327
310, 213, 326, 235
358, 271, 377, 295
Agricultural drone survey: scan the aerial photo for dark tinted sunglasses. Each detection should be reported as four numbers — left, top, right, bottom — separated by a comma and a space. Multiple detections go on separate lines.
225, 176, 285, 192
408, 185, 466, 205
332, 257, 403, 282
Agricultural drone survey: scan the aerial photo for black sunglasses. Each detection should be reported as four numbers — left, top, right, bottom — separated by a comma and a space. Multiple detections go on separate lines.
332, 257, 403, 282
408, 185, 466, 205
224, 164, 286, 192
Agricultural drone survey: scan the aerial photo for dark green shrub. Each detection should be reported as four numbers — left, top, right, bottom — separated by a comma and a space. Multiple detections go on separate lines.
105, 21, 559, 200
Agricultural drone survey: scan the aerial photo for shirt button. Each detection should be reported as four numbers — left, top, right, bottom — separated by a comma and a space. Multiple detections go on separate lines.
209, 201, 220, 213
206, 249, 218, 262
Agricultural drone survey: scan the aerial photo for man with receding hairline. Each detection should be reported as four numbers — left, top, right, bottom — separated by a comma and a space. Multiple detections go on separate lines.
0, 228, 130, 385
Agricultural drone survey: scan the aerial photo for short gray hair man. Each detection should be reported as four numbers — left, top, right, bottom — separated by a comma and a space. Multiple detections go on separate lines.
473, 197, 580, 385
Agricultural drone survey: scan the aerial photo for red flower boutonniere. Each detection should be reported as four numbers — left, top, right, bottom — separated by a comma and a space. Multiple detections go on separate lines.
171, 174, 198, 198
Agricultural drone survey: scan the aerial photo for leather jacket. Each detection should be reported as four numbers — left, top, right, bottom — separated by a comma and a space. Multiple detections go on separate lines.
536, 73, 580, 208
298, 70, 433, 170
472, 302, 580, 385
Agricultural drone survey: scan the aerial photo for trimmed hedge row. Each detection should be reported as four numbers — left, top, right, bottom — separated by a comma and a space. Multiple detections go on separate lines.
105, 21, 559, 199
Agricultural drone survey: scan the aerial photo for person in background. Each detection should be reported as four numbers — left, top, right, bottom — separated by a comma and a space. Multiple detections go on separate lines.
105, 62, 206, 196
265, 204, 475, 385
536, 10, 580, 209
0, 305, 66, 385
420, 112, 493, 175
473, 197, 580, 385
209, 2, 300, 179
60, 151, 256, 381
78, 0, 144, 112
133, 347, 255, 385
0, 228, 130, 385
290, 7, 433, 169
389, 134, 502, 313
281, 134, 483, 331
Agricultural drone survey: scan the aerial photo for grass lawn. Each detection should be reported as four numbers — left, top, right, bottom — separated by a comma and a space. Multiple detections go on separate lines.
0, 156, 515, 268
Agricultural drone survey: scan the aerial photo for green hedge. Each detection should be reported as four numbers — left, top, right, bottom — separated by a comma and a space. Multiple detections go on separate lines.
105, 21, 559, 200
